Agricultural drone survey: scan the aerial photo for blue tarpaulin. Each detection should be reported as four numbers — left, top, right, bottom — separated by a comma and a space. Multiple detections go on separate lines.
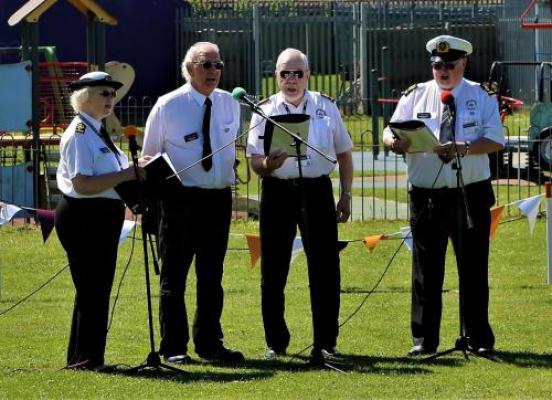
0, 61, 32, 132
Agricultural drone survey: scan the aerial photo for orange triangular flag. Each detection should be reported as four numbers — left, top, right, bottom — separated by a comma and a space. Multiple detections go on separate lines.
245, 234, 261, 268
362, 234, 384, 253
489, 205, 505, 240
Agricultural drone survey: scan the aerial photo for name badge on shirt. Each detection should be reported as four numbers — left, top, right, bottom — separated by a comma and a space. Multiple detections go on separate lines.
184, 132, 199, 142
100, 147, 110, 153
417, 112, 431, 119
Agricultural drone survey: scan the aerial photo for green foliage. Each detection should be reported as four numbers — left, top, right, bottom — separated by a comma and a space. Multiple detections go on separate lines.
0, 218, 551, 398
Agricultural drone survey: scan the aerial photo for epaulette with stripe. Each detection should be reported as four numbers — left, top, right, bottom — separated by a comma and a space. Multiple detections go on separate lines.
480, 81, 498, 96
75, 122, 86, 134
320, 93, 335, 102
402, 84, 417, 97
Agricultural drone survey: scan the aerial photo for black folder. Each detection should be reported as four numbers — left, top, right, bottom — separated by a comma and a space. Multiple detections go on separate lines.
115, 152, 181, 214
263, 114, 310, 157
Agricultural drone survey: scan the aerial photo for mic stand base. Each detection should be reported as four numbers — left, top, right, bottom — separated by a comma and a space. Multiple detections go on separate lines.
422, 336, 498, 362
126, 351, 187, 374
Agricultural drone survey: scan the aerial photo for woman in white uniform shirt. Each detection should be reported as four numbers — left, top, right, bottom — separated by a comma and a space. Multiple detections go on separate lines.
55, 71, 145, 370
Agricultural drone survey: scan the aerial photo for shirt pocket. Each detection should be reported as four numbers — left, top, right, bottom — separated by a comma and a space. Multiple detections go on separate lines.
459, 113, 481, 141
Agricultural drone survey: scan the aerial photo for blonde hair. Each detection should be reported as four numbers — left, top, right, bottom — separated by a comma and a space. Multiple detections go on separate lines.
70, 88, 90, 112
181, 41, 221, 82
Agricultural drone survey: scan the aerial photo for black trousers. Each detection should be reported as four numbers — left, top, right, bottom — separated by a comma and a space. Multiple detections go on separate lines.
158, 186, 232, 356
55, 195, 125, 367
409, 179, 496, 351
260, 176, 340, 352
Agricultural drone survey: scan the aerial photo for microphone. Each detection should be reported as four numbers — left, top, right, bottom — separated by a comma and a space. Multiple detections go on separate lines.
124, 125, 141, 159
440, 90, 454, 106
440, 90, 456, 118
232, 87, 262, 113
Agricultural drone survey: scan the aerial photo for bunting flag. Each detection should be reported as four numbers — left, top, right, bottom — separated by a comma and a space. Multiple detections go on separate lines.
35, 209, 55, 243
0, 202, 22, 225
337, 240, 349, 252
512, 194, 544, 235
119, 220, 137, 244
400, 226, 413, 251
490, 205, 505, 240
245, 234, 261, 268
362, 234, 384, 253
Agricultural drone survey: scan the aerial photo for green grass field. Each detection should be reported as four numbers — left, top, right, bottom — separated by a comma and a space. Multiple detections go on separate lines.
0, 217, 551, 399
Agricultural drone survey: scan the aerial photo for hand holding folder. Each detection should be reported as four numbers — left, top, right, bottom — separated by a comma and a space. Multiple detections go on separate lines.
115, 152, 181, 213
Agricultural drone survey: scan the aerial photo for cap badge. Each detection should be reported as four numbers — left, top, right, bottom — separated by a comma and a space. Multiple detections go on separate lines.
436, 41, 450, 53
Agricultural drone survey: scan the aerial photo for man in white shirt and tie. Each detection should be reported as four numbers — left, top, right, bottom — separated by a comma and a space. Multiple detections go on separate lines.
142, 41, 243, 364
383, 35, 504, 357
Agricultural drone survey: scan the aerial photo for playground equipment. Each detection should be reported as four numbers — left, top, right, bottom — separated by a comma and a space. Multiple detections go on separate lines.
487, 61, 552, 174
5, 0, 118, 208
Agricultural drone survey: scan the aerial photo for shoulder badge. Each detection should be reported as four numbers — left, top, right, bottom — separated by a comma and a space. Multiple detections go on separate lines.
75, 122, 86, 134
320, 93, 335, 103
480, 81, 498, 96
402, 84, 417, 97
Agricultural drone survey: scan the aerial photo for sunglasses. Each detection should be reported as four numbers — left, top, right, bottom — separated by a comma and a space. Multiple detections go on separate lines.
192, 60, 224, 70
431, 61, 460, 71
279, 70, 304, 79
97, 90, 117, 98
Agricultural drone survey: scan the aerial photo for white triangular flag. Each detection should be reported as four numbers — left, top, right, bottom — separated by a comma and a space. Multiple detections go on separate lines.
290, 236, 304, 264
0, 203, 22, 225
400, 226, 413, 251
513, 194, 544, 235
119, 220, 137, 244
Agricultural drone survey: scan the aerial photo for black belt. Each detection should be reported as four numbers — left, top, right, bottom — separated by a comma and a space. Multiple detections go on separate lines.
411, 179, 490, 197
263, 176, 328, 187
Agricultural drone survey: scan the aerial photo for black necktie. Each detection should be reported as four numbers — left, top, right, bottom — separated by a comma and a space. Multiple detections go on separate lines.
439, 106, 454, 163
100, 125, 121, 165
202, 97, 213, 171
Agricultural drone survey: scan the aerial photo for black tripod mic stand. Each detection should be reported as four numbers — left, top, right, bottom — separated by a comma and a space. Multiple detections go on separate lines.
424, 110, 496, 363
124, 134, 186, 374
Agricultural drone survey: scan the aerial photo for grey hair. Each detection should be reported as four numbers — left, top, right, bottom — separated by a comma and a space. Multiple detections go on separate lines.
181, 41, 221, 82
276, 48, 309, 70
70, 88, 90, 112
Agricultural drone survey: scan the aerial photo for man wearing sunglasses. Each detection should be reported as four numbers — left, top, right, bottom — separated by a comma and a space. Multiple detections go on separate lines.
383, 35, 504, 357
247, 48, 353, 365
142, 41, 243, 364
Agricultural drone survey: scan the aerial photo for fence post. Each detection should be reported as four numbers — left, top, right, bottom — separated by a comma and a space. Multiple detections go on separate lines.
547, 182, 552, 284
252, 5, 261, 96
370, 68, 380, 158
359, 3, 369, 111
380, 46, 391, 156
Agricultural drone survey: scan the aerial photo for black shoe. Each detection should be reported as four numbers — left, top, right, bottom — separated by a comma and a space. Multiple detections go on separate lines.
198, 347, 245, 363
164, 354, 192, 364
407, 345, 436, 357
309, 348, 341, 366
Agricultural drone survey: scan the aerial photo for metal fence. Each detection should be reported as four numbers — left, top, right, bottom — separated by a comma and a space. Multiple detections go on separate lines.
2, 0, 551, 220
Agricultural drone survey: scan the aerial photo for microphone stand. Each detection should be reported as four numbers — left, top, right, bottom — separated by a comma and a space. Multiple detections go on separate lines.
125, 137, 185, 374
424, 107, 495, 363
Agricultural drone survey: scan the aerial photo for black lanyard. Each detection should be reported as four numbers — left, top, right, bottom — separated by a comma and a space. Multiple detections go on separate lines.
283, 99, 308, 115
77, 114, 122, 168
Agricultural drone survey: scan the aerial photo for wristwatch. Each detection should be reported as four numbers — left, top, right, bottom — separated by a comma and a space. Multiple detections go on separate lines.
341, 191, 352, 198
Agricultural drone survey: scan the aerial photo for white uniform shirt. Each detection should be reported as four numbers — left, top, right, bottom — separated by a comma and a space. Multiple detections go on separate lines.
247, 91, 353, 179
385, 78, 504, 188
142, 83, 240, 189
57, 112, 129, 199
